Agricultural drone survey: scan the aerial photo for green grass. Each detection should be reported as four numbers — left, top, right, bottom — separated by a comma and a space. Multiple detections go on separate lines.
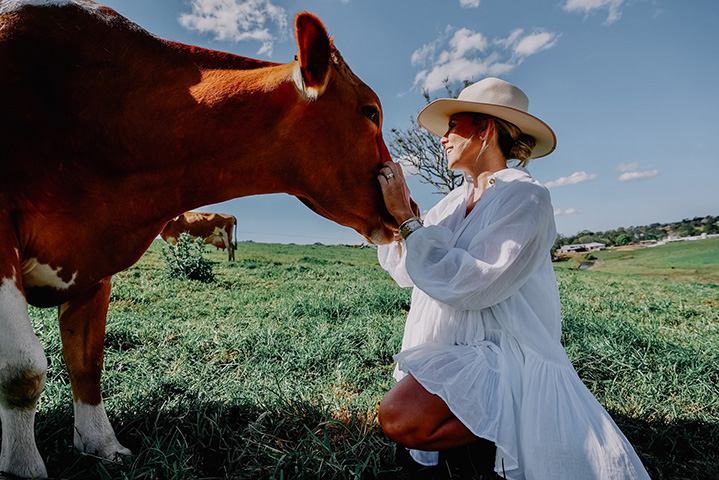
555, 237, 719, 283
21, 239, 719, 479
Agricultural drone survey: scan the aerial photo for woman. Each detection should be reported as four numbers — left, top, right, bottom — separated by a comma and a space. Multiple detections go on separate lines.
376, 77, 650, 480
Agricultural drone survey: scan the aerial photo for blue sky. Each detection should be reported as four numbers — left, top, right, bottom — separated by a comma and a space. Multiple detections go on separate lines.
101, 0, 719, 245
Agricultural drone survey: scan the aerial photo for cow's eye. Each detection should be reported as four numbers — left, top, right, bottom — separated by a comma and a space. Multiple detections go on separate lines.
362, 106, 379, 124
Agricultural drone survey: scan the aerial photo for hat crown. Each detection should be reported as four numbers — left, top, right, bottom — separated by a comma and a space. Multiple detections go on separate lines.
457, 77, 529, 113
416, 77, 556, 158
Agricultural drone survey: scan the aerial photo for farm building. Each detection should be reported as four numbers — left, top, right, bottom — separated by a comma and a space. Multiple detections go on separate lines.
557, 242, 606, 253
648, 232, 719, 247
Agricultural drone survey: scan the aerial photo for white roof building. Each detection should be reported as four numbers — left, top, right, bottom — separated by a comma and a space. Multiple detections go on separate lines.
557, 242, 606, 253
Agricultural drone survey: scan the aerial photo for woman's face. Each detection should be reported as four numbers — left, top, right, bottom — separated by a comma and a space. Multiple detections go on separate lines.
441, 113, 482, 172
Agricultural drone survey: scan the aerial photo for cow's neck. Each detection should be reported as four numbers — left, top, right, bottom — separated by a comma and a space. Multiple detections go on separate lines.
109, 46, 304, 228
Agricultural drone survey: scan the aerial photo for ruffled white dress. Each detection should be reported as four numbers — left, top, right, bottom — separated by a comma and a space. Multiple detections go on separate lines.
378, 167, 650, 480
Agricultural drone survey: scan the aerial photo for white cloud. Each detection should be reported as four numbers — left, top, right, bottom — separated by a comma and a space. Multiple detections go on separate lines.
544, 171, 597, 188
412, 26, 558, 92
617, 170, 660, 182
616, 162, 639, 172
449, 28, 488, 59
494, 28, 524, 49
554, 208, 583, 216
562, 0, 625, 25
512, 32, 558, 56
414, 53, 509, 93
411, 42, 438, 67
460, 0, 481, 8
178, 0, 288, 56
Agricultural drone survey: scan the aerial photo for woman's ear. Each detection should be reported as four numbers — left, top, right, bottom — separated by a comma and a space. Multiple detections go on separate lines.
295, 12, 331, 98
478, 118, 496, 142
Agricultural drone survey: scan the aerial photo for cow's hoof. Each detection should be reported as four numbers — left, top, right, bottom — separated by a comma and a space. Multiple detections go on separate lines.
73, 400, 132, 463
76, 436, 132, 463
0, 456, 48, 479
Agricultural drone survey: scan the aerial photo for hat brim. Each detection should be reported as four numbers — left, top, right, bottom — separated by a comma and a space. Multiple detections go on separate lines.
417, 98, 557, 158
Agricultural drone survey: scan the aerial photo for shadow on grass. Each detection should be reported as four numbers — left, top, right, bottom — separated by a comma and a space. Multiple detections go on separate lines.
383, 411, 719, 480
611, 410, 719, 480
33, 380, 394, 480
25, 385, 719, 480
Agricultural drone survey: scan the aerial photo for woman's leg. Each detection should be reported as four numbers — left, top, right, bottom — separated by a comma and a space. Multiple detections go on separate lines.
378, 374, 479, 451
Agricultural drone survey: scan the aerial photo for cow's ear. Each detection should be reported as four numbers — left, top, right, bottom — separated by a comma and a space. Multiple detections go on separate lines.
295, 12, 331, 99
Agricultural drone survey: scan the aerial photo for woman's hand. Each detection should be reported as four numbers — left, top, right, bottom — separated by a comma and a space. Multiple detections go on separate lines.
377, 161, 416, 226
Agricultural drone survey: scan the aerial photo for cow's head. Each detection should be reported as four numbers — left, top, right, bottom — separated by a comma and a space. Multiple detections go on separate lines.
282, 13, 408, 245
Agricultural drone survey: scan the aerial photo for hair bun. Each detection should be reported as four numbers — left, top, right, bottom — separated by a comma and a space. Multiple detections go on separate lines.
509, 133, 536, 166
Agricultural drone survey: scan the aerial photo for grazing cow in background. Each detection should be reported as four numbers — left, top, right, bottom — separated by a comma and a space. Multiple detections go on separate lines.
0, 0, 416, 477
161, 212, 238, 261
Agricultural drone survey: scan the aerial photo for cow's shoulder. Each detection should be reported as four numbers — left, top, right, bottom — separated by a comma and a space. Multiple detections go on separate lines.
3, 1, 110, 18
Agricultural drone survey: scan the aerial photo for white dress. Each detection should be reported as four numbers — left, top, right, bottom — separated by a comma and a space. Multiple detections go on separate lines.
378, 167, 650, 480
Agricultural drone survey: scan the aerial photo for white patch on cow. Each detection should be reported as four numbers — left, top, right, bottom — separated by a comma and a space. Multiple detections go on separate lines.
73, 400, 132, 460
0, 275, 46, 366
21, 258, 78, 290
0, 0, 98, 14
293, 64, 325, 101
0, 275, 48, 383
213, 226, 230, 248
0, 408, 48, 478
0, 275, 48, 478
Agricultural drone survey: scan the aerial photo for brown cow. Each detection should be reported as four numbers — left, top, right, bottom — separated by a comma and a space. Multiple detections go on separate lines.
0, 1, 412, 477
161, 212, 238, 261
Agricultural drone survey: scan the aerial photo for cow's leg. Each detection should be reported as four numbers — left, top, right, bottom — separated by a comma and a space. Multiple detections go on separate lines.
58, 277, 131, 461
226, 227, 235, 262
219, 228, 234, 262
0, 272, 48, 478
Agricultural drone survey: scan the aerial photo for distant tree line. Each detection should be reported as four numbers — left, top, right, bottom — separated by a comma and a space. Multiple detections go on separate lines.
553, 215, 719, 253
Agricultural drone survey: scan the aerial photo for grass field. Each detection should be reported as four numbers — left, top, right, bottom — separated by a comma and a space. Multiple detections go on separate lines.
555, 237, 719, 284
23, 238, 719, 479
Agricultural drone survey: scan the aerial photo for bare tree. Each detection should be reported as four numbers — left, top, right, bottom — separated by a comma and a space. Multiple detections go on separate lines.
389, 80, 470, 195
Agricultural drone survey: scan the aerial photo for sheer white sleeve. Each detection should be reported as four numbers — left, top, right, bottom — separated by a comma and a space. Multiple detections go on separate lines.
377, 240, 414, 287
404, 184, 556, 311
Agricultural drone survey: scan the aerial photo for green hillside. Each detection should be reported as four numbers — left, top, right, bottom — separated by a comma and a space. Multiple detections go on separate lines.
554, 237, 719, 283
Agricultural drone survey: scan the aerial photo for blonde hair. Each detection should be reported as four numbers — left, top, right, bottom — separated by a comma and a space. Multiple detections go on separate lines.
472, 114, 536, 167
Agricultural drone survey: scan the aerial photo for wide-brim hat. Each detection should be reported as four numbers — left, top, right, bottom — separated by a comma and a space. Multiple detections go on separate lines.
417, 77, 556, 158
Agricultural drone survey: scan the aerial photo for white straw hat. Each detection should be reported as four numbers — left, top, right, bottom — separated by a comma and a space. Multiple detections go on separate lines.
417, 77, 556, 158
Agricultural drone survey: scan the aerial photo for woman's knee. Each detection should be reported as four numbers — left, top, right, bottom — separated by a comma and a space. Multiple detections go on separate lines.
378, 394, 401, 438
378, 391, 429, 448
379, 410, 423, 447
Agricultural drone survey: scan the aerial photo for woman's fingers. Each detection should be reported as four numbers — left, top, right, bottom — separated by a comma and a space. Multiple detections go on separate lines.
380, 163, 398, 180
379, 162, 405, 195
378, 162, 416, 224
382, 163, 414, 208
391, 161, 406, 182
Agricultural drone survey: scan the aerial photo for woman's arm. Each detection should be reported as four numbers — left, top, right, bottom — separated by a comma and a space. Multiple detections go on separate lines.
404, 184, 556, 310
377, 239, 414, 287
